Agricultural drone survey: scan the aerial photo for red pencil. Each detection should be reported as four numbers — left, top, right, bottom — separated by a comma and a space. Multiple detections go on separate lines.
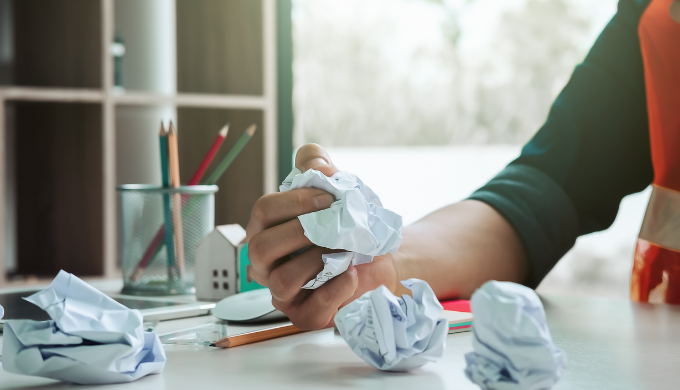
188, 124, 229, 185
130, 124, 229, 281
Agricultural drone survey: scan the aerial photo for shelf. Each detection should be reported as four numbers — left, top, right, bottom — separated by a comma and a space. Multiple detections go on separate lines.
113, 91, 268, 109
10, 101, 104, 277
176, 0, 264, 96
4, 0, 102, 89
0, 88, 268, 110
0, 87, 104, 102
0, 0, 287, 287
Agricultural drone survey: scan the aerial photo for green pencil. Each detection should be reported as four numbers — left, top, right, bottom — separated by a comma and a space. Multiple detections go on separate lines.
159, 122, 176, 273
203, 124, 257, 185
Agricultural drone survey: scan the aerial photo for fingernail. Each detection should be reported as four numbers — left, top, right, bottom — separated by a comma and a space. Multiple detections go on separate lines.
304, 158, 329, 171
347, 265, 358, 277
313, 194, 334, 210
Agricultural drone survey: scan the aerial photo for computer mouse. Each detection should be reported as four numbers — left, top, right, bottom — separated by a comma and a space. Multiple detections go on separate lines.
212, 288, 288, 322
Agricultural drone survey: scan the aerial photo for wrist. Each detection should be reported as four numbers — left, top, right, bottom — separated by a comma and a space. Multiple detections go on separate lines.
388, 248, 412, 297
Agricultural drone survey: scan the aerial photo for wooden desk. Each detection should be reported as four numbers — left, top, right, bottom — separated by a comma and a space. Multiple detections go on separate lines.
1, 295, 679, 390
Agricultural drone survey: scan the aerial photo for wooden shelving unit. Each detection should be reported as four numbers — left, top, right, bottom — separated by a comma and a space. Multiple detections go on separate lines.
0, 0, 292, 286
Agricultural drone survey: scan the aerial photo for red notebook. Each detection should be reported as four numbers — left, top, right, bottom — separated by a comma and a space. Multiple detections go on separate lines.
440, 299, 471, 313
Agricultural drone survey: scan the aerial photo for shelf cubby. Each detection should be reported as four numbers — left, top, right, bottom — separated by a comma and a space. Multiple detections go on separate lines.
4, 0, 102, 89
0, 0, 290, 286
11, 101, 103, 277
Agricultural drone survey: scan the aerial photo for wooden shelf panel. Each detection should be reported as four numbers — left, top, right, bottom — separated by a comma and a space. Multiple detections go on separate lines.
177, 0, 264, 96
113, 91, 268, 109
0, 87, 104, 102
11, 101, 104, 277
0, 88, 268, 110
7, 0, 102, 89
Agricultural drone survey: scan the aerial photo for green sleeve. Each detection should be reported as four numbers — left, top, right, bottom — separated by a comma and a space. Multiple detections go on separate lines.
469, 0, 653, 288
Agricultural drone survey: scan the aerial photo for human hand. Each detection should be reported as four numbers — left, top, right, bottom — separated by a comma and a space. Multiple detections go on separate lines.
246, 144, 400, 330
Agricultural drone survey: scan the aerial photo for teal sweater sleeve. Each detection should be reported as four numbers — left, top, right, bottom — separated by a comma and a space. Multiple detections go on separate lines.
469, 0, 653, 288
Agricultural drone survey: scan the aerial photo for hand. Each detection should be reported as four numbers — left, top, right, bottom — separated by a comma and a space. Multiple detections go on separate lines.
246, 144, 401, 330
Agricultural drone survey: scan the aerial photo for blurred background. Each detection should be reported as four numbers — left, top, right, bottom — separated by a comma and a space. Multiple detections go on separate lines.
293, 0, 647, 300
0, 0, 647, 299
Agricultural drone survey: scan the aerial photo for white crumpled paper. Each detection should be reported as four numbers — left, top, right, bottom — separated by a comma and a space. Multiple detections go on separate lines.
1, 270, 166, 385
464, 281, 566, 390
280, 168, 402, 289
335, 278, 447, 371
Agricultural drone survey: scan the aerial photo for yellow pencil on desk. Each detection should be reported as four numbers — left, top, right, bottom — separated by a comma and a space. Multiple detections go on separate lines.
211, 324, 305, 348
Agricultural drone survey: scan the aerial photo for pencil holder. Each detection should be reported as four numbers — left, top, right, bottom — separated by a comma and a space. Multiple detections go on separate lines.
117, 184, 218, 295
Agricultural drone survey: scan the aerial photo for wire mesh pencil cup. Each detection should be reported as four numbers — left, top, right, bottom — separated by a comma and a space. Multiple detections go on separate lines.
117, 184, 218, 295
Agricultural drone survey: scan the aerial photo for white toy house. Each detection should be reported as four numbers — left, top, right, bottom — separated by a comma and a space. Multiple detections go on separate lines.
194, 224, 246, 301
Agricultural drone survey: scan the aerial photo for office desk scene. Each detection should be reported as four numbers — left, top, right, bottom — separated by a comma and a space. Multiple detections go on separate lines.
2, 0, 680, 389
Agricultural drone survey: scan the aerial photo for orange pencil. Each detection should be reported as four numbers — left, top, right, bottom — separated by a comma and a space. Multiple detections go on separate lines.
167, 121, 185, 277
211, 324, 305, 348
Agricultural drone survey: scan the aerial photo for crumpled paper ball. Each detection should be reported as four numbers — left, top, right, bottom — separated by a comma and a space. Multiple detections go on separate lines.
464, 281, 566, 390
335, 278, 448, 371
280, 168, 402, 289
2, 270, 166, 385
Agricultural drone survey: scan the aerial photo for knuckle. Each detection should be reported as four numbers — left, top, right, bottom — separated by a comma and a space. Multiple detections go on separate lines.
268, 267, 294, 300
293, 220, 307, 243
303, 315, 329, 330
247, 238, 264, 268
294, 190, 312, 214
250, 269, 268, 287
314, 287, 334, 312
250, 196, 269, 222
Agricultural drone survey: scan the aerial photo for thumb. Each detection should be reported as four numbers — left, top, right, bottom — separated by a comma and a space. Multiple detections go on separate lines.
295, 143, 339, 177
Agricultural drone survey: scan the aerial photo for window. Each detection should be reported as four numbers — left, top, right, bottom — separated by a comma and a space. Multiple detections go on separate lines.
293, 0, 647, 299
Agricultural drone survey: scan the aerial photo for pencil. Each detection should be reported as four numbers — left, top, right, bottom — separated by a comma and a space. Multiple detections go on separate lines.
130, 125, 231, 279
188, 124, 229, 185
131, 123, 174, 282
159, 123, 176, 279
203, 124, 257, 185
167, 121, 185, 277
211, 324, 305, 348
132, 124, 256, 279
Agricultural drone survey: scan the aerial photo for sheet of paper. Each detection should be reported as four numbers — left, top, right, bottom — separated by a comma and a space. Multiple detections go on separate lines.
302, 252, 373, 289
464, 281, 566, 390
1, 270, 166, 385
280, 168, 402, 289
334, 278, 448, 371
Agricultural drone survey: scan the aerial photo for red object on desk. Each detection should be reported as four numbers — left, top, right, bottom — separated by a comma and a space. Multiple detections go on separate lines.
440, 299, 471, 313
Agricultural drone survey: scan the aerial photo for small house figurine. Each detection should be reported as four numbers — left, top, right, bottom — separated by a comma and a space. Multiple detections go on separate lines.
194, 224, 265, 301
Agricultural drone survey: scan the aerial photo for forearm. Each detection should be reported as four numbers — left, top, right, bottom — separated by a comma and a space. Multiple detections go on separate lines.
392, 200, 529, 299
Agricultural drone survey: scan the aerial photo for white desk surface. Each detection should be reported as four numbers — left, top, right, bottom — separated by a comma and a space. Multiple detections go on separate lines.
1, 294, 679, 390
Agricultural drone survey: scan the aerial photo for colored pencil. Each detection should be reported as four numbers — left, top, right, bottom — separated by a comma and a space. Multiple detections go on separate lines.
211, 324, 304, 348
188, 124, 229, 185
167, 121, 186, 277
130, 125, 232, 280
159, 123, 176, 279
130, 124, 172, 282
132, 124, 257, 279
204, 124, 256, 185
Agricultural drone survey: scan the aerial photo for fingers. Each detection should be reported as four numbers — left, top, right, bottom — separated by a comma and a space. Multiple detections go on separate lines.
273, 266, 359, 330
295, 143, 339, 177
248, 219, 312, 282
268, 246, 329, 301
246, 188, 335, 239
